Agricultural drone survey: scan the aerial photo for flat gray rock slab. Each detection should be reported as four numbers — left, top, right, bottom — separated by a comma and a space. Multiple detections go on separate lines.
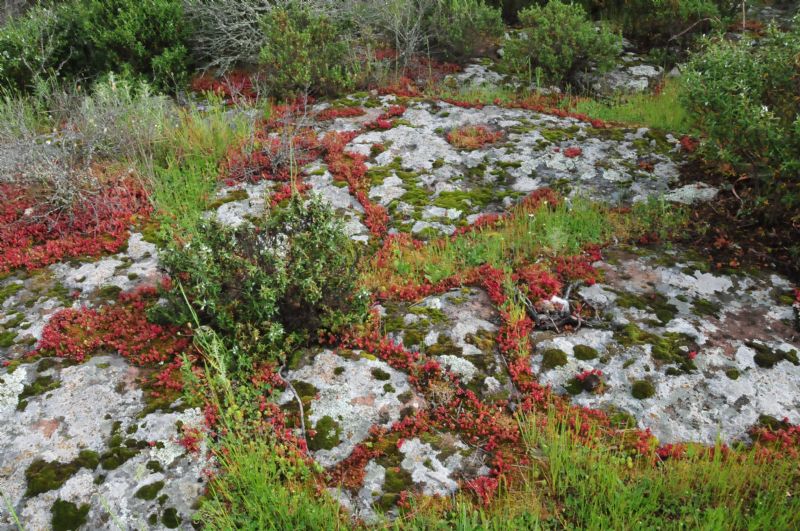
0, 355, 206, 530
533, 246, 800, 444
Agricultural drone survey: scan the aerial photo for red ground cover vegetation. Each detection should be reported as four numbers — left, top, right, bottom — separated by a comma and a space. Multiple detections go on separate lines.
446, 125, 503, 149
35, 282, 191, 367
190, 70, 261, 102
0, 179, 150, 274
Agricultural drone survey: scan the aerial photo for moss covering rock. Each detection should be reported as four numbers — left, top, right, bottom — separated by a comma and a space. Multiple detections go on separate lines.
541, 348, 568, 370
631, 380, 656, 400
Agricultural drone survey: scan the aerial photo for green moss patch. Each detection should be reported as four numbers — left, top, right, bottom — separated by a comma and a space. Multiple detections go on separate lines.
564, 377, 584, 395
207, 188, 249, 210
631, 380, 656, 400
614, 324, 696, 373
613, 290, 677, 325
377, 465, 415, 510
100, 422, 140, 470
308, 415, 342, 451
51, 499, 90, 531
749, 342, 799, 368
17, 375, 61, 410
691, 298, 721, 318
292, 381, 319, 404
573, 345, 599, 360
541, 349, 568, 370
0, 330, 18, 348
25, 451, 100, 497
0, 282, 23, 305
371, 367, 391, 381
135, 480, 165, 500
162, 507, 181, 528
426, 334, 463, 358
95, 284, 122, 300
725, 368, 740, 380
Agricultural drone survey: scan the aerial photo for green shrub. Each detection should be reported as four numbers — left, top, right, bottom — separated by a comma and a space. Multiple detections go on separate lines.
76, 0, 192, 89
502, 0, 621, 85
0, 0, 191, 91
578, 0, 730, 48
428, 0, 504, 59
259, 4, 356, 97
0, 4, 83, 91
345, 0, 502, 66
155, 194, 368, 368
634, 0, 726, 46
681, 19, 800, 224
491, 0, 731, 48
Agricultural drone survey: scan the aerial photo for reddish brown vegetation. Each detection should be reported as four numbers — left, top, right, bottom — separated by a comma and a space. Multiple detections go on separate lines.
0, 180, 150, 274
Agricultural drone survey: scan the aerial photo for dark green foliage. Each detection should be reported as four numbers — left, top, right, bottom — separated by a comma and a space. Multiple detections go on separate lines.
428, 0, 504, 59
0, 4, 82, 91
682, 19, 800, 250
502, 0, 621, 85
0, 0, 191, 91
156, 194, 368, 369
51, 499, 90, 531
259, 4, 355, 97
578, 0, 729, 48
490, 0, 730, 47
77, 0, 191, 89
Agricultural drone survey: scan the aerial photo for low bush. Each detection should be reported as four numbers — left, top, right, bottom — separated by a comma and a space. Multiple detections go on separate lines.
0, 4, 82, 91
579, 0, 731, 48
642, 0, 727, 46
259, 4, 357, 97
155, 194, 369, 369
491, 1, 732, 47
681, 19, 800, 225
78, 0, 192, 89
428, 0, 504, 59
502, 0, 621, 86
0, 0, 191, 91
347, 0, 502, 65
